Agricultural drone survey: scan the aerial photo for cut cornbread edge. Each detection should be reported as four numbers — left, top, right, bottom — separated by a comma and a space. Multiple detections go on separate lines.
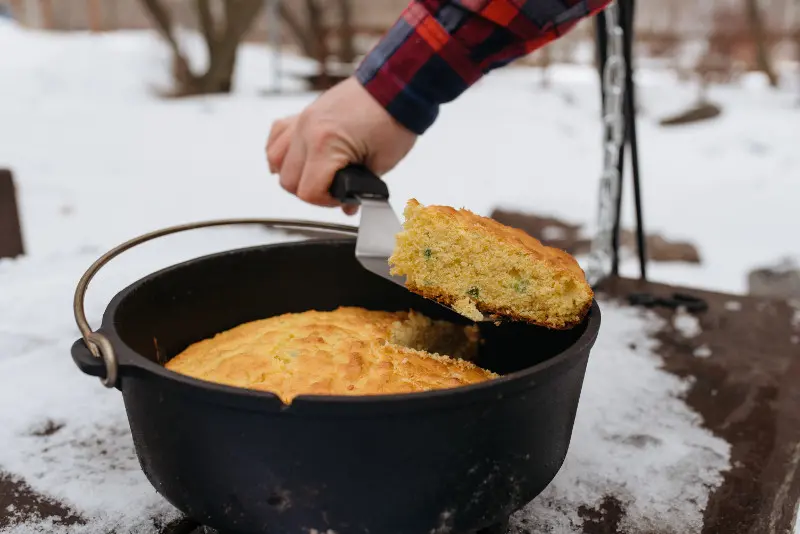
406, 281, 593, 329
389, 199, 594, 330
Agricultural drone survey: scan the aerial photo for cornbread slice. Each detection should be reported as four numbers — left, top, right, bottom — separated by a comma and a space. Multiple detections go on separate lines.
388, 199, 593, 329
165, 307, 495, 404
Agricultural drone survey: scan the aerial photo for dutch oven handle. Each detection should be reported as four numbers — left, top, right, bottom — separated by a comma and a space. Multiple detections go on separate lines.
73, 217, 358, 388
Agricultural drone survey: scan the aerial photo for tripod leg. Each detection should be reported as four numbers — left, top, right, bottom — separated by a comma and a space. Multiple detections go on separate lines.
620, 0, 647, 280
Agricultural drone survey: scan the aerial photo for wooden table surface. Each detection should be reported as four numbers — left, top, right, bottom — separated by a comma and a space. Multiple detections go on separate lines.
2, 277, 798, 534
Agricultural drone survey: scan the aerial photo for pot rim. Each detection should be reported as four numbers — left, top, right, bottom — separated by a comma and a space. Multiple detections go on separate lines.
92, 237, 601, 410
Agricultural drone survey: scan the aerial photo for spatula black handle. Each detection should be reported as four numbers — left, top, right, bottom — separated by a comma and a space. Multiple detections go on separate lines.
329, 164, 389, 205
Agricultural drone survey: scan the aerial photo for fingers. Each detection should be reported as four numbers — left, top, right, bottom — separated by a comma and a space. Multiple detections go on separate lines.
295, 153, 348, 207
270, 115, 344, 208
266, 116, 296, 173
342, 204, 359, 216
278, 136, 305, 197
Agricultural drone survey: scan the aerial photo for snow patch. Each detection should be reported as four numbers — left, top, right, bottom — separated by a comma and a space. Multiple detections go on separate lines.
724, 300, 742, 312
541, 225, 568, 241
673, 308, 702, 338
693, 344, 713, 358
512, 303, 730, 533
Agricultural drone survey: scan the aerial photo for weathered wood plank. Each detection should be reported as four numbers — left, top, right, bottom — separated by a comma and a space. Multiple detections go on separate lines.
599, 278, 800, 534
0, 169, 24, 259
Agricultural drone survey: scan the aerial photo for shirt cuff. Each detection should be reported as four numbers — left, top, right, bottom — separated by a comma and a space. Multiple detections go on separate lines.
354, 3, 485, 135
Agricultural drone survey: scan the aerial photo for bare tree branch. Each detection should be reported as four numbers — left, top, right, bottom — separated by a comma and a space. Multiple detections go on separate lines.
190, 0, 263, 93
196, 0, 218, 54
140, 0, 198, 91
223, 0, 264, 42
141, 0, 267, 95
140, 0, 183, 60
279, 3, 316, 58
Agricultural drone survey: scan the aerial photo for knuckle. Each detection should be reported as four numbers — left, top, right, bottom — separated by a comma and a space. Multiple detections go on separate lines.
296, 178, 328, 204
296, 110, 313, 129
296, 187, 317, 203
279, 175, 296, 194
308, 126, 338, 152
266, 145, 279, 163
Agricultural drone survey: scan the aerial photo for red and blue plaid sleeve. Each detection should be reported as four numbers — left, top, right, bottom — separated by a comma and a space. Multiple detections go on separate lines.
355, 0, 611, 134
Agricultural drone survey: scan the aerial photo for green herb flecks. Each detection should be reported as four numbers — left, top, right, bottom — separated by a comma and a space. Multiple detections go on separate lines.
513, 279, 529, 294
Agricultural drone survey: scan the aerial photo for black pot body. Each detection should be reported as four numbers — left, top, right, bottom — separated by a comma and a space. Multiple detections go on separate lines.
71, 239, 600, 534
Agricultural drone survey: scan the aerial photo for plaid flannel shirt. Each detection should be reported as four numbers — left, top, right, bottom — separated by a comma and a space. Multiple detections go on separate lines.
355, 0, 611, 134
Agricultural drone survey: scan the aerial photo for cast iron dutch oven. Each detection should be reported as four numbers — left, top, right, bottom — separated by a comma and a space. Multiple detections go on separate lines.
71, 209, 600, 534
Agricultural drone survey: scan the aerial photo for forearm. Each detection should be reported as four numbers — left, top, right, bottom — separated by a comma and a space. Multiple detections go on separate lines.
355, 0, 611, 134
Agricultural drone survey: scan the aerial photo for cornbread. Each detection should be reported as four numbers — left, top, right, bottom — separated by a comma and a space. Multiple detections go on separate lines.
388, 199, 593, 329
165, 307, 497, 404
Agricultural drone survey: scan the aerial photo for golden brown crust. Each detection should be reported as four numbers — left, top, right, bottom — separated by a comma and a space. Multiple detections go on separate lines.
165, 307, 497, 404
405, 198, 590, 284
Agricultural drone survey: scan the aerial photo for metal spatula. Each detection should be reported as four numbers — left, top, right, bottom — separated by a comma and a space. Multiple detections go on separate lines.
328, 164, 492, 322
329, 164, 406, 287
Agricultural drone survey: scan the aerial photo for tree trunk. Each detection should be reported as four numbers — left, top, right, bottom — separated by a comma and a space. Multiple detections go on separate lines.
140, 0, 194, 85
200, 45, 239, 93
743, 0, 778, 87
279, 3, 316, 57
139, 0, 263, 96
336, 0, 356, 64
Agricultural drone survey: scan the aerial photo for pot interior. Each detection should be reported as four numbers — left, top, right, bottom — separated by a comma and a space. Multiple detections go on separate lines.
109, 239, 590, 376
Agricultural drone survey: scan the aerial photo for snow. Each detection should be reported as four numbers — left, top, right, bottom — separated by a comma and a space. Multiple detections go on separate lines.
693, 344, 712, 358
0, 18, 796, 533
672, 308, 702, 338
511, 303, 729, 533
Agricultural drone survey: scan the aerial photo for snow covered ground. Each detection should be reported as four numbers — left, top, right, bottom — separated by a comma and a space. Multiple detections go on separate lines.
0, 19, 797, 534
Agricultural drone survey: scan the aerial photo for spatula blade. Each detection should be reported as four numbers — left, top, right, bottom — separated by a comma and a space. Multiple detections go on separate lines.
353, 198, 407, 286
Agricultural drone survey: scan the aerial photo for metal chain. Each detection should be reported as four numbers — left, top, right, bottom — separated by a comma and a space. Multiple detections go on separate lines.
586, 1, 626, 288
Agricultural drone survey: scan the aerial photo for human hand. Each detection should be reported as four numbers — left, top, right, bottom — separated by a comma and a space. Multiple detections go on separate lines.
265, 76, 417, 215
